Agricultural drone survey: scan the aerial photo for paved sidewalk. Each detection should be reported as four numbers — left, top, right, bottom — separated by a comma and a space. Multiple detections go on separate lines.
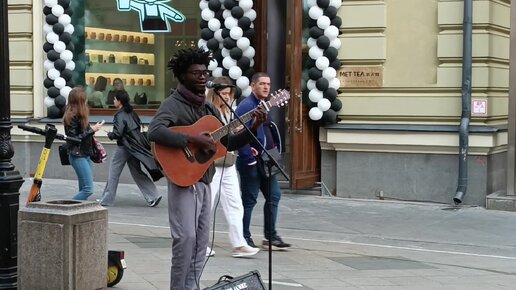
18, 178, 516, 289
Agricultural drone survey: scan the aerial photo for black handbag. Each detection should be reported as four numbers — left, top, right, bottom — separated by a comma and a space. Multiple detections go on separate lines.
204, 270, 266, 290
58, 144, 70, 166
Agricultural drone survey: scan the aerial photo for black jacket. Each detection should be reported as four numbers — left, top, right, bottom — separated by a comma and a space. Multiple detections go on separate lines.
64, 115, 95, 156
108, 109, 163, 181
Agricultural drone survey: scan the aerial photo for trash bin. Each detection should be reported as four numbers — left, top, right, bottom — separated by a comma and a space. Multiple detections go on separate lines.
18, 200, 108, 290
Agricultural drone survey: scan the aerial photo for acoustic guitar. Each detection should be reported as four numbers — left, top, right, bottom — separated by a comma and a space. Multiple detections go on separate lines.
153, 89, 290, 187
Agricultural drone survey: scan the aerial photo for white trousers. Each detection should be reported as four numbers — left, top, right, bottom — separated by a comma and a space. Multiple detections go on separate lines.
209, 165, 247, 248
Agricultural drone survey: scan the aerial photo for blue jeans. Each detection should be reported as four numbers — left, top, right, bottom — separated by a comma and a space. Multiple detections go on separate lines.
69, 154, 94, 200
236, 158, 281, 240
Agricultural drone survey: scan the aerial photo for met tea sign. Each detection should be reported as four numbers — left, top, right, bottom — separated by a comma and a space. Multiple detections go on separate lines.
338, 66, 383, 88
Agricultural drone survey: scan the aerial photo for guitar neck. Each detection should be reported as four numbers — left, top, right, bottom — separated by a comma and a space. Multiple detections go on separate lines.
211, 108, 256, 141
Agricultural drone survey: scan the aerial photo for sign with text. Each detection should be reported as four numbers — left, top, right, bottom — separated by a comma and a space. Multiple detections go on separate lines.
338, 66, 383, 88
472, 99, 488, 116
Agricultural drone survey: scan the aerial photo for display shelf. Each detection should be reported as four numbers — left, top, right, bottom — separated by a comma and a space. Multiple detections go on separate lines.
85, 27, 155, 44
87, 63, 155, 75
85, 73, 155, 87
86, 49, 155, 66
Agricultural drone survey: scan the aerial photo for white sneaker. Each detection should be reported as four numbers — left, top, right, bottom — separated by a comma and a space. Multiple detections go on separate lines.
232, 245, 260, 258
206, 246, 215, 257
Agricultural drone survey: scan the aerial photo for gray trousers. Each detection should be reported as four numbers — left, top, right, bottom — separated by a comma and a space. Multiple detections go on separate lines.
100, 146, 160, 206
168, 182, 211, 290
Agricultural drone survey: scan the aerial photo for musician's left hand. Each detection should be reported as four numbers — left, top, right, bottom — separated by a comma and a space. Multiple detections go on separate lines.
251, 107, 267, 130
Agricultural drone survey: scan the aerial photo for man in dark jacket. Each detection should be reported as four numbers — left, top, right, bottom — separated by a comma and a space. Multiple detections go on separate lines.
147, 48, 267, 290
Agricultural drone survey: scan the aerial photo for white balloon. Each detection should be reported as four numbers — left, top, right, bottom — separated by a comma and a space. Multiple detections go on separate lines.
58, 14, 71, 26
60, 86, 72, 98
308, 6, 323, 20
243, 46, 255, 59
212, 67, 223, 77
46, 32, 59, 44
229, 66, 243, 79
51, 5, 64, 17
224, 17, 238, 29
230, 27, 243, 40
47, 68, 60, 80
199, 0, 209, 10
43, 23, 53, 34
324, 26, 339, 40
315, 57, 329, 70
330, 0, 342, 8
214, 29, 224, 41
323, 67, 337, 79
244, 9, 256, 21
330, 37, 342, 49
308, 89, 323, 102
307, 0, 316, 7
329, 78, 341, 90
198, 39, 207, 49
222, 10, 232, 19
242, 86, 252, 98
236, 76, 250, 89
309, 107, 323, 121
53, 41, 66, 53
208, 59, 218, 70
44, 60, 54, 71
308, 46, 323, 60
239, 0, 253, 11
65, 60, 75, 70
44, 0, 58, 8
54, 77, 66, 89
222, 56, 237, 69
208, 18, 221, 31
60, 50, 73, 62
64, 24, 74, 34
307, 79, 316, 91
307, 37, 316, 48
249, 58, 255, 67
237, 37, 250, 50
221, 48, 230, 57
44, 96, 56, 107
318, 98, 331, 112
201, 8, 215, 21
317, 16, 331, 30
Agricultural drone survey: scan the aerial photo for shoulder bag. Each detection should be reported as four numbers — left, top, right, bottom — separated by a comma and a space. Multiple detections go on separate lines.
90, 137, 108, 163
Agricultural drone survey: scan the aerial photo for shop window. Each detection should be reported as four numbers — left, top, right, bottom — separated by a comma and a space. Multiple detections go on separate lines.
73, 0, 199, 114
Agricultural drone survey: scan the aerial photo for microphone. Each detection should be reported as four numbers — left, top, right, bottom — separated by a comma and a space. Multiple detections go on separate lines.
206, 80, 235, 90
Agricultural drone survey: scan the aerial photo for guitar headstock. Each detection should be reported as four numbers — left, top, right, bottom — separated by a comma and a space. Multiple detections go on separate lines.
268, 89, 290, 108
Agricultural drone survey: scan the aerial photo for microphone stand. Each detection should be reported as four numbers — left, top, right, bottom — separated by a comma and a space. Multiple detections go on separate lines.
213, 88, 289, 290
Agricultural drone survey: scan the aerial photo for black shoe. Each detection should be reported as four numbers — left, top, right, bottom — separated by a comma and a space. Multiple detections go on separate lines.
245, 237, 258, 248
262, 235, 291, 250
149, 196, 162, 207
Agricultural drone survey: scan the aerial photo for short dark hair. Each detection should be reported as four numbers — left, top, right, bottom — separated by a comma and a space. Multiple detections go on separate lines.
167, 48, 211, 83
251, 72, 269, 84
115, 90, 133, 113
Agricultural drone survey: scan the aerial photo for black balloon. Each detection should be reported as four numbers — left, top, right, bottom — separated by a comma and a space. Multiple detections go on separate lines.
53, 23, 65, 34
66, 79, 75, 87
324, 6, 338, 19
47, 105, 62, 118
230, 47, 243, 59
213, 50, 223, 63
43, 42, 53, 53
238, 17, 252, 30
322, 109, 337, 124
223, 37, 237, 49
330, 59, 341, 70
331, 98, 342, 111
59, 32, 72, 44
54, 59, 66, 71
324, 47, 338, 61
201, 28, 214, 40
46, 14, 58, 25
221, 28, 230, 38
208, 0, 221, 11
47, 50, 60, 61
317, 0, 330, 9
43, 6, 52, 15
58, 0, 71, 9
243, 68, 255, 78
224, 0, 238, 10
66, 42, 75, 53
243, 28, 255, 39
61, 69, 73, 81
207, 38, 219, 51
200, 20, 209, 29
309, 27, 324, 39
48, 87, 60, 98
237, 57, 250, 70
324, 88, 337, 102
308, 67, 322, 80
234, 86, 242, 99
316, 36, 330, 49
55, 95, 67, 108
221, 68, 229, 76
64, 6, 73, 16
316, 78, 329, 91
305, 58, 315, 68
331, 16, 342, 28
44, 78, 54, 89
231, 6, 244, 19
215, 10, 224, 21
307, 18, 317, 28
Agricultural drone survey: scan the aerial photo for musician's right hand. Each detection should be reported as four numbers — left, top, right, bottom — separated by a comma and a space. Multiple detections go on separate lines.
188, 132, 217, 153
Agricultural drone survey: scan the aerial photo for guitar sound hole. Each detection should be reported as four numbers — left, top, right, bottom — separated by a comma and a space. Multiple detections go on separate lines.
196, 150, 215, 164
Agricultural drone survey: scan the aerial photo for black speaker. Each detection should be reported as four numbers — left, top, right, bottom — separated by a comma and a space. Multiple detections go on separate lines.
204, 270, 266, 290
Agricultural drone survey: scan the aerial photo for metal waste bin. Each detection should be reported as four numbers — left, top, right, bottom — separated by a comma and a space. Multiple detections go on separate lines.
18, 200, 107, 290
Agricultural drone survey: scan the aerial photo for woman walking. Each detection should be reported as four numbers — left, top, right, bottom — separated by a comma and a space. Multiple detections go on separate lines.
63, 87, 104, 200
99, 90, 163, 207
206, 76, 259, 257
